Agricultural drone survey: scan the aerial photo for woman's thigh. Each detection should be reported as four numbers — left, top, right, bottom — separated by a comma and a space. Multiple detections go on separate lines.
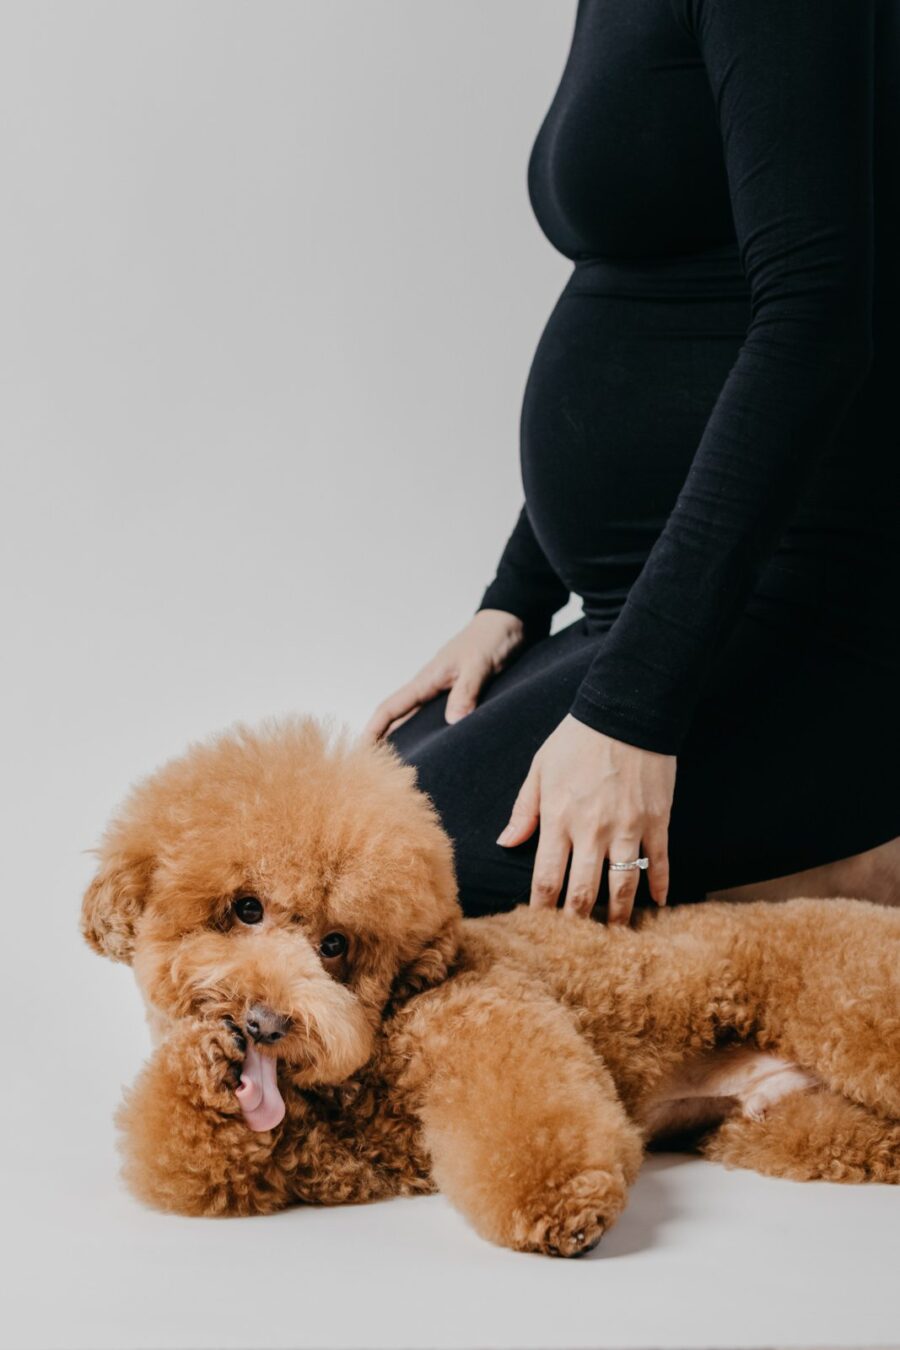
388, 611, 900, 915
670, 618, 900, 898
387, 617, 597, 915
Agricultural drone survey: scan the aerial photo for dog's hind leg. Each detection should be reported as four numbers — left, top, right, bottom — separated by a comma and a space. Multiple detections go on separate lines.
700, 1087, 900, 1184
801, 960, 900, 1119
748, 900, 900, 1121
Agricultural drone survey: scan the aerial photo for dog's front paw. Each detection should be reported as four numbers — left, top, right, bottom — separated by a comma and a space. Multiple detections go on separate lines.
179, 1018, 247, 1113
508, 1168, 628, 1257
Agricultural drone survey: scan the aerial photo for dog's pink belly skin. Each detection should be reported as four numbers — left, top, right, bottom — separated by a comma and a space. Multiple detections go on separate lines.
642, 1046, 818, 1138
236, 1044, 286, 1131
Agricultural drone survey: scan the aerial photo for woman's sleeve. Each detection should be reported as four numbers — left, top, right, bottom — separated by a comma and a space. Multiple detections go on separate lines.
477, 503, 571, 640
569, 0, 875, 754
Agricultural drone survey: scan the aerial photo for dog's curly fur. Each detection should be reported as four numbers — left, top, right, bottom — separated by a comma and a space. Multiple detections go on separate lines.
82, 718, 900, 1255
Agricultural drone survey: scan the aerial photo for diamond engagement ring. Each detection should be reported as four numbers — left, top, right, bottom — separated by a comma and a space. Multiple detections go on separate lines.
608, 857, 650, 872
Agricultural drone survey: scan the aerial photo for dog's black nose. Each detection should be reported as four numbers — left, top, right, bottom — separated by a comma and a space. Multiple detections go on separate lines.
245, 1003, 292, 1045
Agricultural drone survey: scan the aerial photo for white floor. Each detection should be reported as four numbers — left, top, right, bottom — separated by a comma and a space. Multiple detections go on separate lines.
6, 1089, 900, 1350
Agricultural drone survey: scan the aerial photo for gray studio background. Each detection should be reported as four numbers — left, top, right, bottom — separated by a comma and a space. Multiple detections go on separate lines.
3, 0, 574, 771
3, 6, 897, 1350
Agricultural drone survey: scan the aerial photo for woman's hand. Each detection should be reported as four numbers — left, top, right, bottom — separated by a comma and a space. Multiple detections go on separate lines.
497, 714, 676, 924
363, 609, 525, 742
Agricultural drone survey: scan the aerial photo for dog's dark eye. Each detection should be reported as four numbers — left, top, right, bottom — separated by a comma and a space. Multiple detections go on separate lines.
319, 931, 348, 960
234, 895, 264, 925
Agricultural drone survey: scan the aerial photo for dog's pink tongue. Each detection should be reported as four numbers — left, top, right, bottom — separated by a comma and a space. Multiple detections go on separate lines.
236, 1043, 285, 1132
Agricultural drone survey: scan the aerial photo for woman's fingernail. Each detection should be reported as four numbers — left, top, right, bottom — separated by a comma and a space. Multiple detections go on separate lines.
496, 825, 514, 845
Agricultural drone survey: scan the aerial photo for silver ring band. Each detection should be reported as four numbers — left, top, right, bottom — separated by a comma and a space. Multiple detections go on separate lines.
608, 856, 650, 872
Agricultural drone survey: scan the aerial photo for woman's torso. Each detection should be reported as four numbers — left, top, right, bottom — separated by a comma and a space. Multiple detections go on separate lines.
520, 0, 899, 657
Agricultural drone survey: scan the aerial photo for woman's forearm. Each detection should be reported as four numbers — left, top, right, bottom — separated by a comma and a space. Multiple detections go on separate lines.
478, 502, 570, 639
570, 0, 875, 755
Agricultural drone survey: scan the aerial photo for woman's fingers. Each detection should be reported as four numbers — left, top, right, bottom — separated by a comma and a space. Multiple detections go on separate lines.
607, 837, 643, 926
364, 656, 488, 743
384, 706, 422, 737
445, 662, 489, 724
566, 825, 668, 922
643, 822, 670, 906
362, 693, 413, 743
497, 769, 540, 849
363, 611, 526, 745
504, 760, 569, 911
529, 820, 570, 910
365, 657, 487, 743
363, 676, 440, 742
496, 718, 677, 926
562, 843, 604, 919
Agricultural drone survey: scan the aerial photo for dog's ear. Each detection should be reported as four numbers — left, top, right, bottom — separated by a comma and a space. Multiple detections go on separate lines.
391, 914, 461, 1003
81, 853, 154, 964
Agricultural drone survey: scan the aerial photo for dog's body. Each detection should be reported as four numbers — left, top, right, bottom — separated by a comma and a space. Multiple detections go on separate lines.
83, 720, 900, 1255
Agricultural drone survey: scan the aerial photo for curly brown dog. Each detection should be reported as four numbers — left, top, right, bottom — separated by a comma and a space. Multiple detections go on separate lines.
82, 718, 900, 1255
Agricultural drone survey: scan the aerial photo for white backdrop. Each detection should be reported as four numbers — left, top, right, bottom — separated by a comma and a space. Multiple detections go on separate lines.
2, 5, 897, 1349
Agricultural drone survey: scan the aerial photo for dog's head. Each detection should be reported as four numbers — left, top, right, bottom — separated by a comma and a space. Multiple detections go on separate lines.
82, 718, 460, 1085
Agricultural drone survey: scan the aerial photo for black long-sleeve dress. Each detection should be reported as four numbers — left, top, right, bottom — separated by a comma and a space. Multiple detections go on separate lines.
390, 0, 900, 913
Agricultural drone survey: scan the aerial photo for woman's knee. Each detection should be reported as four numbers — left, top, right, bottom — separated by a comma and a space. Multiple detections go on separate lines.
388, 722, 532, 917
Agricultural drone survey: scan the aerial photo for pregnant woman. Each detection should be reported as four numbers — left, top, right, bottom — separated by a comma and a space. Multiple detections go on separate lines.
366, 0, 900, 923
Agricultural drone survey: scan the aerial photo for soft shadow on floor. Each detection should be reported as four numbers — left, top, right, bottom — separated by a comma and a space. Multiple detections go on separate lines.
587, 1152, 694, 1260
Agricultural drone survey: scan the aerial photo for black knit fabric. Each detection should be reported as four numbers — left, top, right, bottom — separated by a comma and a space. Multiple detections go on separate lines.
478, 0, 899, 754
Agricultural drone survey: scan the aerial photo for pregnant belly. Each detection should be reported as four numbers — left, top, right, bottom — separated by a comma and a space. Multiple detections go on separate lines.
521, 254, 750, 627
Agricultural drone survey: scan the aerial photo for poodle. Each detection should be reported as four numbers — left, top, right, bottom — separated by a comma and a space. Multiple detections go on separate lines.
81, 718, 900, 1255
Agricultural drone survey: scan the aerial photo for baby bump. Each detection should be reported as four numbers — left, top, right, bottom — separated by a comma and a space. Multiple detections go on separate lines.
521, 263, 750, 626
